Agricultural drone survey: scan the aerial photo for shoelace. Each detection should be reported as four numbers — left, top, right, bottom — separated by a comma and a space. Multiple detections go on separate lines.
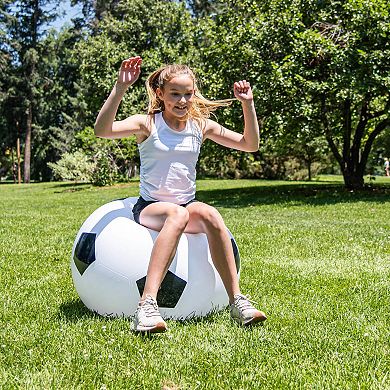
233, 294, 257, 311
141, 296, 160, 318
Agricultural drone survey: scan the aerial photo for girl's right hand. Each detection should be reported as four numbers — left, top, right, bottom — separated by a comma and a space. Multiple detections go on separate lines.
117, 56, 142, 86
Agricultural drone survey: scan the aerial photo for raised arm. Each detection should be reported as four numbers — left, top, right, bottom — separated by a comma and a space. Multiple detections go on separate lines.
94, 56, 147, 140
204, 80, 260, 152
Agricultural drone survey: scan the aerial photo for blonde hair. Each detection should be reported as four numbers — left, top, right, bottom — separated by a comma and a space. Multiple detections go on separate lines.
145, 64, 233, 127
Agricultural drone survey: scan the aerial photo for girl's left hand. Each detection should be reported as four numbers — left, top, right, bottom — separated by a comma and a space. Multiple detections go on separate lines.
233, 80, 253, 102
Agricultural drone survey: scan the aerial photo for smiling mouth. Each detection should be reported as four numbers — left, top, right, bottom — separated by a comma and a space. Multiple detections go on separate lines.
175, 106, 187, 111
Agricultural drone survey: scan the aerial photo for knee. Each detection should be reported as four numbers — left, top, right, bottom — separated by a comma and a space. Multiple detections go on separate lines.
197, 206, 226, 233
166, 206, 189, 231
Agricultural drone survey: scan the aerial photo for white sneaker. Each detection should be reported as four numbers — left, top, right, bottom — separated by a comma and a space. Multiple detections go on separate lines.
133, 295, 167, 333
230, 294, 267, 326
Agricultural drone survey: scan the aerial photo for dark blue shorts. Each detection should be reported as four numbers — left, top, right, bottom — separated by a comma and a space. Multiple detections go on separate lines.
132, 197, 198, 224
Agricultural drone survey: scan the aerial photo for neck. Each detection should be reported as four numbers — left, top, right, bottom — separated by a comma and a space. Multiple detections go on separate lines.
162, 111, 187, 131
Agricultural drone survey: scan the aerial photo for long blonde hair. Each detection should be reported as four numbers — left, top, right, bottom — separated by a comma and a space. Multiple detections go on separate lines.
145, 64, 233, 127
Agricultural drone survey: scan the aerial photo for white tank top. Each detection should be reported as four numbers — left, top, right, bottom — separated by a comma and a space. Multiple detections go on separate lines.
138, 112, 203, 204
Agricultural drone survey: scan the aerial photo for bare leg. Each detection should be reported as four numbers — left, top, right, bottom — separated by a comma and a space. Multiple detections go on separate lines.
139, 202, 189, 300
185, 202, 240, 303
135, 200, 266, 328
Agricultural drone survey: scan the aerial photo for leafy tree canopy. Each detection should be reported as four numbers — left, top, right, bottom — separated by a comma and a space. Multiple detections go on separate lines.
199, 0, 390, 188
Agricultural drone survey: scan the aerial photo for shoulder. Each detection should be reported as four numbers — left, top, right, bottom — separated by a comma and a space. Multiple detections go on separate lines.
127, 113, 150, 130
137, 114, 156, 143
122, 114, 153, 143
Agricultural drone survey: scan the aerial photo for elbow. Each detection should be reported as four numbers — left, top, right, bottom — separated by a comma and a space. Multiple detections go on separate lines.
94, 122, 101, 137
244, 143, 259, 153
241, 135, 259, 152
94, 123, 109, 138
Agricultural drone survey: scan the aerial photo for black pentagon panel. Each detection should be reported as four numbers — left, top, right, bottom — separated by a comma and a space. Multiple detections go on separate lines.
231, 238, 240, 273
73, 232, 97, 275
136, 270, 187, 308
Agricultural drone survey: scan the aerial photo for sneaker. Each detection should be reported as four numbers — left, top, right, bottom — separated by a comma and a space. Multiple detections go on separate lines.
133, 295, 167, 333
230, 294, 267, 326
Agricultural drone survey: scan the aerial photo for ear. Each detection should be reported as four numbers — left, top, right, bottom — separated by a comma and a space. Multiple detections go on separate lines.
156, 87, 164, 100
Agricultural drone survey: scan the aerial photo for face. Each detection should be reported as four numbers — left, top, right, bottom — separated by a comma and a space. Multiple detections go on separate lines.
157, 75, 195, 118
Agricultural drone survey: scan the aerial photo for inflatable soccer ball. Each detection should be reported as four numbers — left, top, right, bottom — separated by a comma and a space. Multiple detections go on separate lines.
71, 197, 240, 320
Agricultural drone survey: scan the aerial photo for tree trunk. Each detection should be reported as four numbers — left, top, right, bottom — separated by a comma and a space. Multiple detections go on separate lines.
306, 159, 312, 181
342, 169, 364, 190
23, 104, 32, 183
17, 137, 22, 184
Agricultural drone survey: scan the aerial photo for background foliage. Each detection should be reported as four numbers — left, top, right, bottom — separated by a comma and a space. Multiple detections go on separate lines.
0, 0, 389, 187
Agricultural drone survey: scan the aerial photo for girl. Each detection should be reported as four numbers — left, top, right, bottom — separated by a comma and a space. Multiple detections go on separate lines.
95, 56, 267, 333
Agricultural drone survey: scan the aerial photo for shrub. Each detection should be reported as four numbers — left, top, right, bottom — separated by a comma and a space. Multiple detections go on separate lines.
90, 152, 118, 186
47, 150, 96, 182
75, 127, 139, 184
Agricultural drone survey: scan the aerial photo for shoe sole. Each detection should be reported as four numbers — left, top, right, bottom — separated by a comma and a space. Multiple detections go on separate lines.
243, 312, 267, 326
135, 322, 168, 333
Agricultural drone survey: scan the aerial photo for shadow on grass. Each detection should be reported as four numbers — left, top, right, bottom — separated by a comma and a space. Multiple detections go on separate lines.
51, 181, 140, 193
173, 308, 226, 325
196, 182, 390, 208
51, 183, 93, 193
172, 308, 266, 332
58, 299, 102, 322
58, 299, 231, 326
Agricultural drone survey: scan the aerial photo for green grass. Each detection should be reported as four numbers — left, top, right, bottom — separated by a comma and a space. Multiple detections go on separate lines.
1, 177, 390, 389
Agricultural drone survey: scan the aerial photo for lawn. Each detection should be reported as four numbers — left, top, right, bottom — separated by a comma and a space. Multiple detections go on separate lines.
0, 177, 389, 389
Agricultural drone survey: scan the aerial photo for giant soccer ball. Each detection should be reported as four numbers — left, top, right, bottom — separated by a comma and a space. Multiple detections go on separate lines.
71, 197, 240, 320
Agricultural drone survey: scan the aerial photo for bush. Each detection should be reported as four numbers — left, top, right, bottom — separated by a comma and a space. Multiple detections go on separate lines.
74, 127, 139, 184
47, 151, 96, 182
284, 159, 322, 181
90, 152, 118, 186
198, 146, 263, 179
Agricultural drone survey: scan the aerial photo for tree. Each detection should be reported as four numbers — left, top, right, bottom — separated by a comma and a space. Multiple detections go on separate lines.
4, 0, 61, 182
198, 0, 390, 188
70, 0, 121, 32
286, 2, 390, 189
1, 1, 86, 182
31, 27, 87, 180
0, 1, 21, 181
186, 0, 224, 17
270, 0, 390, 189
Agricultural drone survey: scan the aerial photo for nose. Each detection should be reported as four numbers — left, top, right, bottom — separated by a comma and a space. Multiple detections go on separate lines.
179, 96, 186, 103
